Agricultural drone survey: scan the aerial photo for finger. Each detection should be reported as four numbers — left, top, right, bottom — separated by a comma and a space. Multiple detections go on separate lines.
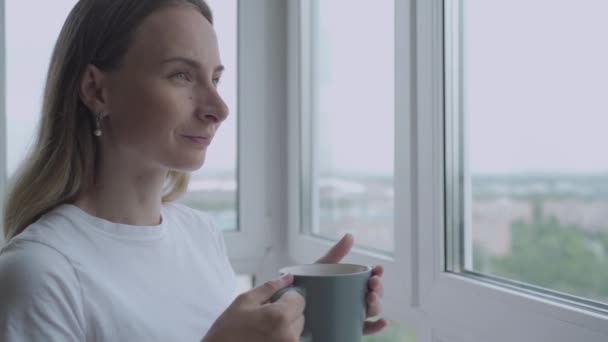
366, 292, 382, 317
273, 289, 306, 312
363, 318, 388, 335
371, 265, 385, 277
368, 276, 384, 298
268, 290, 306, 321
242, 274, 293, 304
261, 293, 305, 336
314, 233, 354, 264
290, 314, 305, 338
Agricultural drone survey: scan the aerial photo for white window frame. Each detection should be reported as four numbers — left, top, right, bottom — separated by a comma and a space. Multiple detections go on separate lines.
224, 0, 287, 277
417, 0, 608, 341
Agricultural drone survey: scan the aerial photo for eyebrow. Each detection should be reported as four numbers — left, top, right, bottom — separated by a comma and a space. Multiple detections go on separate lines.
160, 56, 224, 73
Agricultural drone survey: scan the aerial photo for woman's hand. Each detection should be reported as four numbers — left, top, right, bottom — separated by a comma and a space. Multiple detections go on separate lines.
315, 233, 388, 335
202, 274, 305, 342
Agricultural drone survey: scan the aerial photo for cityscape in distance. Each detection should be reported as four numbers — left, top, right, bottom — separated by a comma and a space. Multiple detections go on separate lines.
181, 171, 608, 304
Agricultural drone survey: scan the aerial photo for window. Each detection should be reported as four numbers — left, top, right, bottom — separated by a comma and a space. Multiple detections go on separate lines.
446, 0, 608, 308
301, 0, 395, 253
412, 0, 608, 340
5, 1, 77, 176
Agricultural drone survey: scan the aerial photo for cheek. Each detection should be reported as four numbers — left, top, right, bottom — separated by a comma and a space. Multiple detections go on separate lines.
110, 82, 193, 144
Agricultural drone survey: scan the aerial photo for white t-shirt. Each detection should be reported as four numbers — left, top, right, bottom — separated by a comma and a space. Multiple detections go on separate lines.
0, 202, 237, 341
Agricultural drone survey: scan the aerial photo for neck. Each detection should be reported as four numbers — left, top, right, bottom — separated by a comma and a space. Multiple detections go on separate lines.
74, 152, 167, 226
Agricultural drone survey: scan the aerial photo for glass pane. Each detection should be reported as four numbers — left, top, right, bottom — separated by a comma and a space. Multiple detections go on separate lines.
310, 0, 395, 252
5, 1, 238, 231
178, 0, 238, 231
461, 0, 608, 303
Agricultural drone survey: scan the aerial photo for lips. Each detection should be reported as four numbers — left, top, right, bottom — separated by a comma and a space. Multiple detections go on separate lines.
182, 135, 212, 146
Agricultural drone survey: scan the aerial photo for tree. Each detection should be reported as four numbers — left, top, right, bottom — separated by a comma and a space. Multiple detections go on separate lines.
488, 201, 608, 301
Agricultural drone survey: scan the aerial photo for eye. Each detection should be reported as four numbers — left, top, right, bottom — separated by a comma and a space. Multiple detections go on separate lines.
212, 77, 221, 87
172, 72, 191, 82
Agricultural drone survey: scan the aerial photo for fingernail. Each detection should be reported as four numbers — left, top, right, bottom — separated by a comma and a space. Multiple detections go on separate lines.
280, 273, 293, 284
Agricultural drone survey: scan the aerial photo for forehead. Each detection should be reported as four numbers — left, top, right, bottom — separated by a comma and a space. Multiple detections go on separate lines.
127, 5, 221, 66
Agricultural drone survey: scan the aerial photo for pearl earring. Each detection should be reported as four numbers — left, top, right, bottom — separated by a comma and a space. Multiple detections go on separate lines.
94, 112, 104, 137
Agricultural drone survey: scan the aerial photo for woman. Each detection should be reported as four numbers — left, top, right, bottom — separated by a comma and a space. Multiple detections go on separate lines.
0, 0, 386, 341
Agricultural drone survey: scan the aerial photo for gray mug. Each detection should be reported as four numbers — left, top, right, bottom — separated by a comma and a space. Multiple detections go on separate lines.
273, 263, 372, 342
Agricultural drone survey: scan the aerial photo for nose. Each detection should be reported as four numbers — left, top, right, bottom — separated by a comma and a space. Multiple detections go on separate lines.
195, 87, 229, 123
200, 110, 223, 123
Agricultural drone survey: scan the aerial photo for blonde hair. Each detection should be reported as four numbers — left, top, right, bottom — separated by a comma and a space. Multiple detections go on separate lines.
3, 0, 213, 241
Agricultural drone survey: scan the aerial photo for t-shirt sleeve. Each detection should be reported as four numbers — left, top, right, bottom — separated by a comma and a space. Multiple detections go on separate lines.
0, 239, 86, 342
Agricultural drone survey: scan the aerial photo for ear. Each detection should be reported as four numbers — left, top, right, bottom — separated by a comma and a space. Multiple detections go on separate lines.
79, 64, 109, 114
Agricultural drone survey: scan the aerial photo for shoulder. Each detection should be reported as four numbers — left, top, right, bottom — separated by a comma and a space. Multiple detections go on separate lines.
0, 203, 115, 296
0, 238, 82, 317
14, 204, 89, 248
0, 238, 79, 292
0, 239, 85, 341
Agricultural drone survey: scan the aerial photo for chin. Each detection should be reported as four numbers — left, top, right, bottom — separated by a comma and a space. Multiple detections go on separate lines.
169, 153, 207, 172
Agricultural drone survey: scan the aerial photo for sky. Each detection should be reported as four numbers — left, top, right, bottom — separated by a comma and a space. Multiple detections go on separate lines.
5, 0, 608, 177
465, 0, 608, 174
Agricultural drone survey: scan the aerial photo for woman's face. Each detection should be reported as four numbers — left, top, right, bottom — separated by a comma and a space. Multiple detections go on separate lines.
102, 5, 228, 172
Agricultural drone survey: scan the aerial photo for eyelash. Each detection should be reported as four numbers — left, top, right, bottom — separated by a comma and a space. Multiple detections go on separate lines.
172, 72, 191, 82
171, 72, 221, 87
